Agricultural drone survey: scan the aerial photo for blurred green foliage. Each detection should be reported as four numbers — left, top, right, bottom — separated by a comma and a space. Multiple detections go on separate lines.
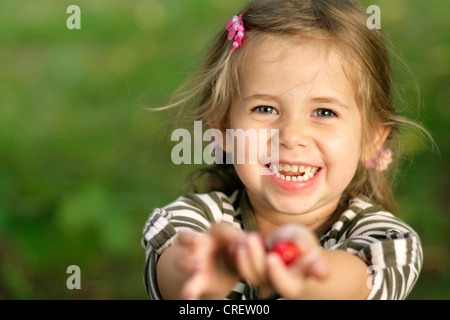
0, 0, 448, 299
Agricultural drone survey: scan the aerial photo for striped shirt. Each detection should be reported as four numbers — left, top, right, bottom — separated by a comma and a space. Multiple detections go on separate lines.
142, 189, 422, 300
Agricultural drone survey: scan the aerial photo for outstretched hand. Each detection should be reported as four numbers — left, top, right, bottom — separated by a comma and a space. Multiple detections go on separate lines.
231, 223, 328, 299
176, 222, 328, 300
176, 223, 242, 300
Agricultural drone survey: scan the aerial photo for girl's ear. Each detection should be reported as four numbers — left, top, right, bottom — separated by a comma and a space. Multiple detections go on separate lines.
361, 125, 391, 162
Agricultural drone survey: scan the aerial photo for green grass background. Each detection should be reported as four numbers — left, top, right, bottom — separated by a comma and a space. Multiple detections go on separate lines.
0, 0, 448, 299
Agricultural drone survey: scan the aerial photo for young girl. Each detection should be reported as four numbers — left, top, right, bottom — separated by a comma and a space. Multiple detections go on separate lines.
142, 0, 423, 300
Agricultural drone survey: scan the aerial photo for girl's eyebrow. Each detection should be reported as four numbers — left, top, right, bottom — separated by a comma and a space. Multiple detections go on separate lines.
242, 94, 279, 104
311, 96, 350, 109
243, 94, 350, 110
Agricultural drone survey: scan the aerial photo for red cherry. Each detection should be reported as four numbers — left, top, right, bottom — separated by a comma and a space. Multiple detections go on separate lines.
270, 241, 299, 266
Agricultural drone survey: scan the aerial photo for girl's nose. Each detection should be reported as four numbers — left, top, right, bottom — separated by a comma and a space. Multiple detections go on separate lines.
278, 118, 310, 150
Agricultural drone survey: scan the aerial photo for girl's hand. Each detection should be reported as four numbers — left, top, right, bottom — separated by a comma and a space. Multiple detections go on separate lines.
265, 223, 329, 299
176, 223, 242, 300
234, 232, 269, 288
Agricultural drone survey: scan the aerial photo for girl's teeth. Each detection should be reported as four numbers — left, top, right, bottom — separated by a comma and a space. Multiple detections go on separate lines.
269, 164, 319, 182
270, 164, 317, 173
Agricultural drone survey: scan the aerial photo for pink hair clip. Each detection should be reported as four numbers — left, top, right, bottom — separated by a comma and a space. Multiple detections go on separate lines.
362, 148, 393, 172
226, 13, 245, 54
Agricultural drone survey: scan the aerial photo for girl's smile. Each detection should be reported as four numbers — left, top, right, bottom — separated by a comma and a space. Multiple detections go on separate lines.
226, 38, 365, 230
262, 161, 322, 192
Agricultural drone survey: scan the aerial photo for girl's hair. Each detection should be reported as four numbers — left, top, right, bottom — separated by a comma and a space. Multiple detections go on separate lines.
164, 0, 429, 212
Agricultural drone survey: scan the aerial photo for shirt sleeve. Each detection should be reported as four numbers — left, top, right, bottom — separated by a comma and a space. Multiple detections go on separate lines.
329, 209, 423, 300
141, 192, 240, 299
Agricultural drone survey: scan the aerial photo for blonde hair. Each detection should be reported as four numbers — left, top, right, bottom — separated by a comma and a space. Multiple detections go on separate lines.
162, 0, 430, 212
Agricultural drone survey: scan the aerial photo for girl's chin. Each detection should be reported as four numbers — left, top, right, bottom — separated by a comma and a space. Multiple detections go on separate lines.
265, 193, 320, 214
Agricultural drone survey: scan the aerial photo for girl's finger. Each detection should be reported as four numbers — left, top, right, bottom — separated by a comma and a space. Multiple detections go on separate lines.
245, 234, 266, 281
181, 272, 206, 300
235, 238, 255, 282
295, 248, 328, 279
266, 252, 304, 299
174, 253, 200, 273
177, 230, 203, 248
305, 256, 329, 279
235, 235, 265, 285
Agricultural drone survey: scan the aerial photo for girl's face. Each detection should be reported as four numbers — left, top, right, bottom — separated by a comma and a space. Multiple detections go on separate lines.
227, 39, 364, 231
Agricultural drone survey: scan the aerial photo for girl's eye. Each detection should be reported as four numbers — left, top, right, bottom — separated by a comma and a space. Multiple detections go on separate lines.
253, 106, 278, 114
313, 108, 337, 118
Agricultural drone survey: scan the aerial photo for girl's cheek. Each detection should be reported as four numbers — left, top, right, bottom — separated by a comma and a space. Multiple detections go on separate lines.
320, 129, 361, 175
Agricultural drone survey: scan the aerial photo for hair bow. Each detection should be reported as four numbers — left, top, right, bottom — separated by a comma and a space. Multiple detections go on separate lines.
226, 13, 245, 54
